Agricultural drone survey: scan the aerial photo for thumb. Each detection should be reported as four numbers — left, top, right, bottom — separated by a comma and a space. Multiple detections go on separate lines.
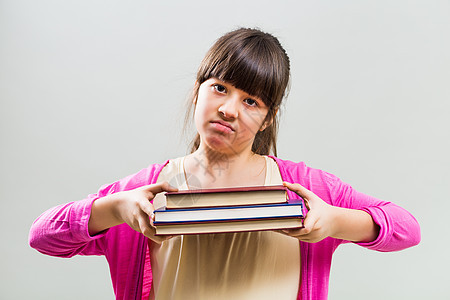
142, 181, 178, 196
283, 181, 314, 200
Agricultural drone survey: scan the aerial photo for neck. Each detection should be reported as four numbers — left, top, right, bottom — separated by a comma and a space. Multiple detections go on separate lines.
186, 143, 265, 187
193, 145, 256, 169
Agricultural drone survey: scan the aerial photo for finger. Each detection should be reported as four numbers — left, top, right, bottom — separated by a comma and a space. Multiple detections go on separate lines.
148, 181, 178, 194
139, 199, 154, 217
283, 226, 310, 237
298, 212, 317, 236
136, 213, 169, 244
283, 213, 317, 237
137, 212, 153, 236
303, 198, 311, 211
150, 211, 156, 227
142, 218, 173, 244
282, 181, 314, 200
140, 182, 178, 199
276, 228, 319, 243
150, 235, 174, 244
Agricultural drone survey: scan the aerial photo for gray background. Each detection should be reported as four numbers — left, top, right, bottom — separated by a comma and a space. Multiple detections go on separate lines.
1, 0, 449, 299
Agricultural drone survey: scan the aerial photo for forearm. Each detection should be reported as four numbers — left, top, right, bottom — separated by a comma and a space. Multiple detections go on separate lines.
88, 193, 124, 236
331, 207, 380, 243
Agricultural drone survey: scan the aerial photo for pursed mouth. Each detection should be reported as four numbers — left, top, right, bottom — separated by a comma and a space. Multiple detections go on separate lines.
210, 121, 235, 132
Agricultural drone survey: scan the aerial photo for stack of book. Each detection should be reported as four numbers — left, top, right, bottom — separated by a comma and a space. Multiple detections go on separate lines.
153, 185, 305, 235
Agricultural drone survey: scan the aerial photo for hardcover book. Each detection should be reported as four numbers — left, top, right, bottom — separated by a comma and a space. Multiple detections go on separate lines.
154, 217, 304, 235
154, 199, 304, 235
164, 185, 288, 209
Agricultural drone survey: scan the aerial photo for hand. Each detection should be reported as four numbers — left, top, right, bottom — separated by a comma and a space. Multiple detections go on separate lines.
93, 181, 178, 244
280, 181, 338, 243
116, 181, 178, 243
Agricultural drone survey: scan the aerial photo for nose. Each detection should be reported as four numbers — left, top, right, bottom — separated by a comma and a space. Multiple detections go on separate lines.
218, 97, 239, 119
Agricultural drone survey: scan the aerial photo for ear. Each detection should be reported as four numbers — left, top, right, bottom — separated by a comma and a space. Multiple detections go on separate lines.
259, 108, 279, 131
260, 121, 272, 132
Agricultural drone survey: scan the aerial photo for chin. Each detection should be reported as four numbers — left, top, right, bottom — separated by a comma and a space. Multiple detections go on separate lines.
203, 135, 236, 154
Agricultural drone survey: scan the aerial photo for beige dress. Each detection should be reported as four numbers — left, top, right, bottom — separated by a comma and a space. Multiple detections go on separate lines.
149, 156, 300, 300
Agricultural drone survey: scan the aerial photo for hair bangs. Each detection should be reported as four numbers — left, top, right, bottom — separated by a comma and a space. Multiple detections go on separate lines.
213, 46, 277, 107
197, 30, 287, 109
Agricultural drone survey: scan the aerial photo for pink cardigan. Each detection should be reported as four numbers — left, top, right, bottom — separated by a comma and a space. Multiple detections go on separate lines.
29, 156, 421, 299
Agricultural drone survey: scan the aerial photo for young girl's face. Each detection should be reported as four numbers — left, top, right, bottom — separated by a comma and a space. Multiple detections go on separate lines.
194, 78, 270, 156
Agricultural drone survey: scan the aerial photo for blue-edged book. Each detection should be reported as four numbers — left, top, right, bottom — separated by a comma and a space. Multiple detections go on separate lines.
154, 199, 304, 235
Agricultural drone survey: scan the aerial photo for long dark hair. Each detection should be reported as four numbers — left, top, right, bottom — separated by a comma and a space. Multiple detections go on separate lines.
183, 28, 290, 156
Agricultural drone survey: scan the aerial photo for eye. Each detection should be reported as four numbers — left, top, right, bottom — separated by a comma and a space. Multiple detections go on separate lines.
244, 98, 258, 107
213, 84, 227, 94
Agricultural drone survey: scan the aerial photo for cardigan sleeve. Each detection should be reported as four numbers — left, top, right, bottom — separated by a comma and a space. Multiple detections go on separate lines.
28, 162, 166, 258
28, 193, 110, 258
329, 175, 421, 252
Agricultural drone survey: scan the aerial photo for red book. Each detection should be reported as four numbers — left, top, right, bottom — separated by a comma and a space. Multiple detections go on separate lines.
164, 185, 288, 209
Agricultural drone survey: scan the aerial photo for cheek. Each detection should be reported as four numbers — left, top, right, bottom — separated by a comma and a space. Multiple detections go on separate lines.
193, 101, 210, 131
193, 105, 202, 130
242, 110, 267, 132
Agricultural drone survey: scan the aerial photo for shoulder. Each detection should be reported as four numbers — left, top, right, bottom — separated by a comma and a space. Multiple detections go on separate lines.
124, 159, 171, 185
268, 155, 339, 185
268, 155, 346, 202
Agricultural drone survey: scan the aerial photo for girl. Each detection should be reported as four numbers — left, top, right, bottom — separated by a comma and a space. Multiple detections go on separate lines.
29, 28, 420, 300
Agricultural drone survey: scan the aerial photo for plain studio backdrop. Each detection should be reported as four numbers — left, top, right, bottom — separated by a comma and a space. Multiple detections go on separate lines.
1, 1, 449, 299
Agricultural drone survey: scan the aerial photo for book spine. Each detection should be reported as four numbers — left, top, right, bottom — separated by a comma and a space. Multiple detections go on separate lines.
157, 200, 303, 212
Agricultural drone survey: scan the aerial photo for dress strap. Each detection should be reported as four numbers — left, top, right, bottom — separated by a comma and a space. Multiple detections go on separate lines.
264, 156, 283, 186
